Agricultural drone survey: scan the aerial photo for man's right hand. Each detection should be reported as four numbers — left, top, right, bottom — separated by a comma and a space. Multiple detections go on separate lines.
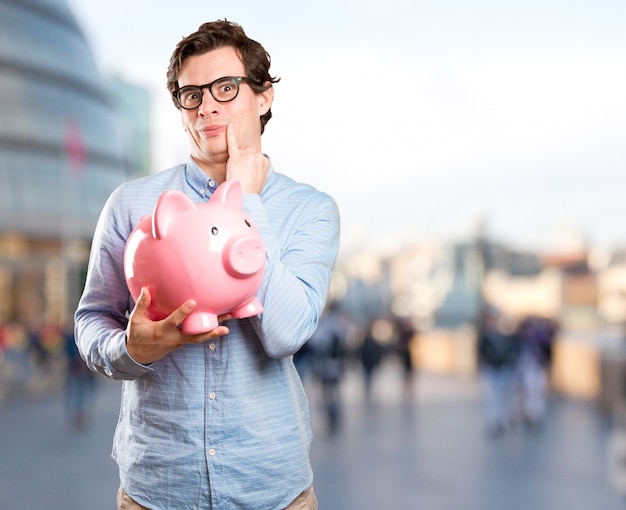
126, 287, 230, 365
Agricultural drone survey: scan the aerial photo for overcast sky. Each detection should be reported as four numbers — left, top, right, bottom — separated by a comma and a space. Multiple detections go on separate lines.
67, 0, 626, 255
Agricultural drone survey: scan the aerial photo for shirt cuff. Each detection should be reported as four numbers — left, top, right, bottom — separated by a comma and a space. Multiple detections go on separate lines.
108, 330, 154, 379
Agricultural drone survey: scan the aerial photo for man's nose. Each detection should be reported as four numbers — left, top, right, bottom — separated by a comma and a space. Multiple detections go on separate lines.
198, 88, 221, 116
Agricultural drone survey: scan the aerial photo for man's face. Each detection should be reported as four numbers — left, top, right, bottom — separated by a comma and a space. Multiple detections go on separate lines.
177, 46, 272, 171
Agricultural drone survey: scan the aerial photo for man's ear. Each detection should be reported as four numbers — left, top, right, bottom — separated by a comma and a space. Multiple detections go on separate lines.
258, 83, 274, 116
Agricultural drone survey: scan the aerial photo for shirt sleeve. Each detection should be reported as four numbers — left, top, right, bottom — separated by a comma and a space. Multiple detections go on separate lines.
243, 191, 341, 358
74, 185, 153, 380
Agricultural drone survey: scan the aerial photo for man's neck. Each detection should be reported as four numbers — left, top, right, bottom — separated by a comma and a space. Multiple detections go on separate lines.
192, 157, 227, 185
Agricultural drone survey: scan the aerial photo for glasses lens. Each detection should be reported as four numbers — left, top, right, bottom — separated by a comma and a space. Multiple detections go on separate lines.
177, 86, 203, 109
210, 77, 240, 102
175, 78, 243, 109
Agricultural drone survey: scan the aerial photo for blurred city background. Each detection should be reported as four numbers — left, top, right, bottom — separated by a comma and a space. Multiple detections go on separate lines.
1, 0, 626, 508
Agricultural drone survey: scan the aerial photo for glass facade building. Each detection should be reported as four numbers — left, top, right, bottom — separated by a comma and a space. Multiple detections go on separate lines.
0, 0, 132, 340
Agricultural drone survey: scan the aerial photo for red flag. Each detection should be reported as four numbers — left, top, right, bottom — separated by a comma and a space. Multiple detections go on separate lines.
64, 118, 87, 177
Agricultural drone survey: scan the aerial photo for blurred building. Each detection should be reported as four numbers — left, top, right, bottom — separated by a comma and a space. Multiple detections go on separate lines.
335, 237, 626, 398
336, 238, 544, 329
0, 0, 144, 336
108, 77, 152, 177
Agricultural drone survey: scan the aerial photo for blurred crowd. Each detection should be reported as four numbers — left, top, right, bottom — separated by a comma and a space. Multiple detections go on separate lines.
294, 301, 419, 434
0, 320, 97, 429
476, 305, 558, 437
0, 300, 559, 438
294, 299, 559, 439
0, 321, 67, 388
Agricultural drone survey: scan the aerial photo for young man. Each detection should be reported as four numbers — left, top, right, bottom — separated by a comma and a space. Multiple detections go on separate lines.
75, 20, 339, 509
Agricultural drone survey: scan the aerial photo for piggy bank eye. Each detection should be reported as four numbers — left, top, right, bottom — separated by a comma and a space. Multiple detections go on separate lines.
211, 226, 219, 235
244, 219, 251, 228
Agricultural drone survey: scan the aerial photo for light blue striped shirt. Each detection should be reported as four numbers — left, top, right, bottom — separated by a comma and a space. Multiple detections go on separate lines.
75, 157, 340, 509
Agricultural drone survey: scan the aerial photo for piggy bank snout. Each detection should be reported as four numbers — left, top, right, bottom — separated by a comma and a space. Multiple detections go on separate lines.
223, 234, 265, 277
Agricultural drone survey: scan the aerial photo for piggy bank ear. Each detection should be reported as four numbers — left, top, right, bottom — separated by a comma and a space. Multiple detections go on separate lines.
210, 179, 242, 209
152, 190, 195, 239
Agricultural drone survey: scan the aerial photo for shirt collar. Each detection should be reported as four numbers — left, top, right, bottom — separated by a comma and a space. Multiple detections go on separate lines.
184, 157, 219, 201
184, 155, 275, 200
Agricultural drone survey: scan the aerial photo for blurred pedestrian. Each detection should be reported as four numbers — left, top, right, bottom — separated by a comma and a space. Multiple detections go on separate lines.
293, 338, 314, 384
1, 322, 32, 384
0, 324, 5, 362
309, 302, 348, 433
394, 316, 417, 398
515, 315, 557, 428
477, 306, 519, 437
359, 320, 386, 402
64, 321, 97, 430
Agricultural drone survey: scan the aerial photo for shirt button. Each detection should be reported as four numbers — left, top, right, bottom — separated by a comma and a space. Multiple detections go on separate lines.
209, 343, 216, 350
209, 392, 216, 400
209, 448, 216, 456
208, 179, 216, 188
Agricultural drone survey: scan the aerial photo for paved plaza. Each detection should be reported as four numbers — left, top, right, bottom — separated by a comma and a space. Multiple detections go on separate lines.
0, 361, 624, 509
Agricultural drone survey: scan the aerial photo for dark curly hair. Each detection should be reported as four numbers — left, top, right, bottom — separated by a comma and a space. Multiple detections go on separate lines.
166, 20, 280, 133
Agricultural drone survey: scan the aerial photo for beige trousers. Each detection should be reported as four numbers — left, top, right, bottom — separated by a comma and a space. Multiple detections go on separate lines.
117, 484, 318, 510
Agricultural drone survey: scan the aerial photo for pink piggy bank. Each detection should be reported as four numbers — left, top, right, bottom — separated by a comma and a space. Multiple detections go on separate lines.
124, 179, 265, 334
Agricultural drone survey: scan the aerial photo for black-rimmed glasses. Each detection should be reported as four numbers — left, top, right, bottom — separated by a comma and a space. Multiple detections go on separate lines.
173, 76, 260, 110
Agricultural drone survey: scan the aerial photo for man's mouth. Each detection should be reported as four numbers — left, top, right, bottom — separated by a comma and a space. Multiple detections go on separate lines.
200, 125, 226, 137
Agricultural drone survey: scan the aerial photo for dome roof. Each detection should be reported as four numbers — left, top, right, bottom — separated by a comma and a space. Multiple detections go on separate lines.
0, 0, 128, 238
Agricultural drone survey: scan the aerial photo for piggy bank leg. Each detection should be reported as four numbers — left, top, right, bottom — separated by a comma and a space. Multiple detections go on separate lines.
182, 310, 219, 334
230, 298, 264, 319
